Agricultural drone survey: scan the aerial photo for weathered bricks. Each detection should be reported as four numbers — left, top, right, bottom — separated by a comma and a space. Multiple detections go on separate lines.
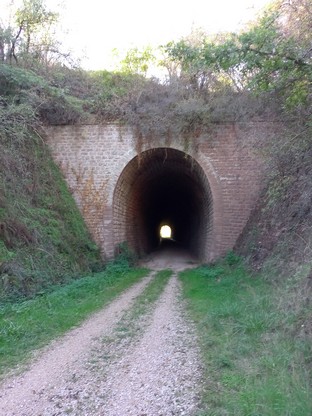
44, 122, 275, 262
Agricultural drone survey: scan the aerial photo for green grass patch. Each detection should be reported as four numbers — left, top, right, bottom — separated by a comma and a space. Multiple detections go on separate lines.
180, 257, 312, 416
0, 266, 148, 377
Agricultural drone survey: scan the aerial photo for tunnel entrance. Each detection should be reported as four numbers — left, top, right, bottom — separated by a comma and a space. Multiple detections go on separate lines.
113, 148, 213, 260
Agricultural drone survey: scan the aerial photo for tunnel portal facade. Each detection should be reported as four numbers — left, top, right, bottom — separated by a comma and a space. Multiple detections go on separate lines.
45, 123, 273, 262
113, 148, 213, 260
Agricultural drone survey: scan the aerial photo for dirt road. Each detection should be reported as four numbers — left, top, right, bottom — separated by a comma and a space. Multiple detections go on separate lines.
0, 249, 202, 415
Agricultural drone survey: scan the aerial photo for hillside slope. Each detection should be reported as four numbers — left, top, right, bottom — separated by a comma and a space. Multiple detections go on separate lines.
0, 125, 102, 301
235, 132, 312, 339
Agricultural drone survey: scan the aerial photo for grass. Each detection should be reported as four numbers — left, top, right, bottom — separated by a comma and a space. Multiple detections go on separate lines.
88, 269, 173, 371
0, 265, 148, 377
115, 269, 172, 336
180, 255, 312, 416
0, 126, 102, 301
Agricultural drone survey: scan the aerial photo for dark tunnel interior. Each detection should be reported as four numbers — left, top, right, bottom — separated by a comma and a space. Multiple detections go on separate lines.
141, 172, 204, 249
113, 148, 213, 260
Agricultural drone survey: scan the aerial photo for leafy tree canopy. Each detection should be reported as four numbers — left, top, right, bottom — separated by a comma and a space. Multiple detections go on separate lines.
0, 0, 70, 68
163, 0, 312, 115
1, 0, 311, 132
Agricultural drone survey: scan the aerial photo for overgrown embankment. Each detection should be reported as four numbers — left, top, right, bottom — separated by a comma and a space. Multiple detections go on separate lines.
234, 123, 312, 340
0, 65, 103, 300
0, 127, 102, 300
182, 115, 312, 413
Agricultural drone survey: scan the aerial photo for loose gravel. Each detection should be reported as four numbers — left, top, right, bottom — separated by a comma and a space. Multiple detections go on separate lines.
99, 273, 203, 416
0, 251, 203, 416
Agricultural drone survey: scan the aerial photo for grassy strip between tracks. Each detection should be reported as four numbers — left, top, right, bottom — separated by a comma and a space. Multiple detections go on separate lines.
0, 265, 149, 377
180, 255, 312, 416
115, 269, 172, 338
84, 269, 172, 382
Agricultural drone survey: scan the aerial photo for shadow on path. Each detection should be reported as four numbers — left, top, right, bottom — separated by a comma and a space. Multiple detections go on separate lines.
139, 241, 199, 272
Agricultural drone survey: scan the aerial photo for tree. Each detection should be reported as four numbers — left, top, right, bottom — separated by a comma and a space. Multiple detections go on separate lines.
163, 29, 223, 92
164, 0, 312, 114
114, 46, 156, 76
1, 0, 61, 67
229, 1, 312, 111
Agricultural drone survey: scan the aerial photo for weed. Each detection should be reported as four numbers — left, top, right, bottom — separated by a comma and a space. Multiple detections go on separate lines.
180, 261, 312, 415
225, 250, 242, 266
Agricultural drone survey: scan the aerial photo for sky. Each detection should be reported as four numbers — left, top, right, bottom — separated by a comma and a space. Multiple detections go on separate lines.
3, 0, 273, 70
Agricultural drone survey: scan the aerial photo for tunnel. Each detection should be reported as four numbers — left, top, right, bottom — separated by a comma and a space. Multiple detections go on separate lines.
113, 148, 213, 260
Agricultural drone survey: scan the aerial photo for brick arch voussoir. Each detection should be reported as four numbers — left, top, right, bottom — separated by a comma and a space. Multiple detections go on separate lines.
112, 145, 223, 262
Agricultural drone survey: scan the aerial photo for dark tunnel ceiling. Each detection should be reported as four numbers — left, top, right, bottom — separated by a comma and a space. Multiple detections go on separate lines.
114, 148, 213, 259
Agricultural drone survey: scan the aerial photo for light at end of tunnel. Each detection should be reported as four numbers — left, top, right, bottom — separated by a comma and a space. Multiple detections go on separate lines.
160, 225, 172, 239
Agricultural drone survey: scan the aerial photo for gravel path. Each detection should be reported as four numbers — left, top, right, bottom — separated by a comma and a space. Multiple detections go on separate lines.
100, 273, 202, 416
0, 250, 202, 416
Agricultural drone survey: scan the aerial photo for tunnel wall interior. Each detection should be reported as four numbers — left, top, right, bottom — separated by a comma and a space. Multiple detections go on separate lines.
113, 148, 213, 260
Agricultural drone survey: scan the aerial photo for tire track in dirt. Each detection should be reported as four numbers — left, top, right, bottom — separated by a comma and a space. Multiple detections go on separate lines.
41, 273, 203, 415
0, 248, 202, 416
0, 272, 155, 415
97, 273, 203, 416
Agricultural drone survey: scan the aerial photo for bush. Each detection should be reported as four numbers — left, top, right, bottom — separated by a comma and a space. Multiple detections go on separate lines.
225, 250, 242, 266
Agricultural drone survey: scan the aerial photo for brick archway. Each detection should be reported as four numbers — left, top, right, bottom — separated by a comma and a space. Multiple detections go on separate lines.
113, 148, 214, 261
45, 122, 272, 262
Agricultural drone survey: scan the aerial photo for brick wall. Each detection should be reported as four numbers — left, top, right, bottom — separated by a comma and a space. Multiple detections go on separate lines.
44, 122, 275, 262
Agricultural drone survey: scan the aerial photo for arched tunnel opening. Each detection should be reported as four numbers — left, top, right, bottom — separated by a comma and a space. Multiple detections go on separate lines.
113, 148, 213, 260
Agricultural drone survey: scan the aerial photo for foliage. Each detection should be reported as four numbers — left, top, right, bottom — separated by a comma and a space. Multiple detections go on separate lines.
225, 250, 242, 266
0, 63, 88, 125
104, 242, 138, 276
85, 0, 310, 139
230, 0, 312, 278
2, 0, 311, 129
234, 1, 312, 113
180, 259, 312, 415
115, 241, 138, 267
85, 69, 148, 121
1, 0, 312, 303
0, 0, 69, 68
164, 0, 312, 116
114, 46, 157, 76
